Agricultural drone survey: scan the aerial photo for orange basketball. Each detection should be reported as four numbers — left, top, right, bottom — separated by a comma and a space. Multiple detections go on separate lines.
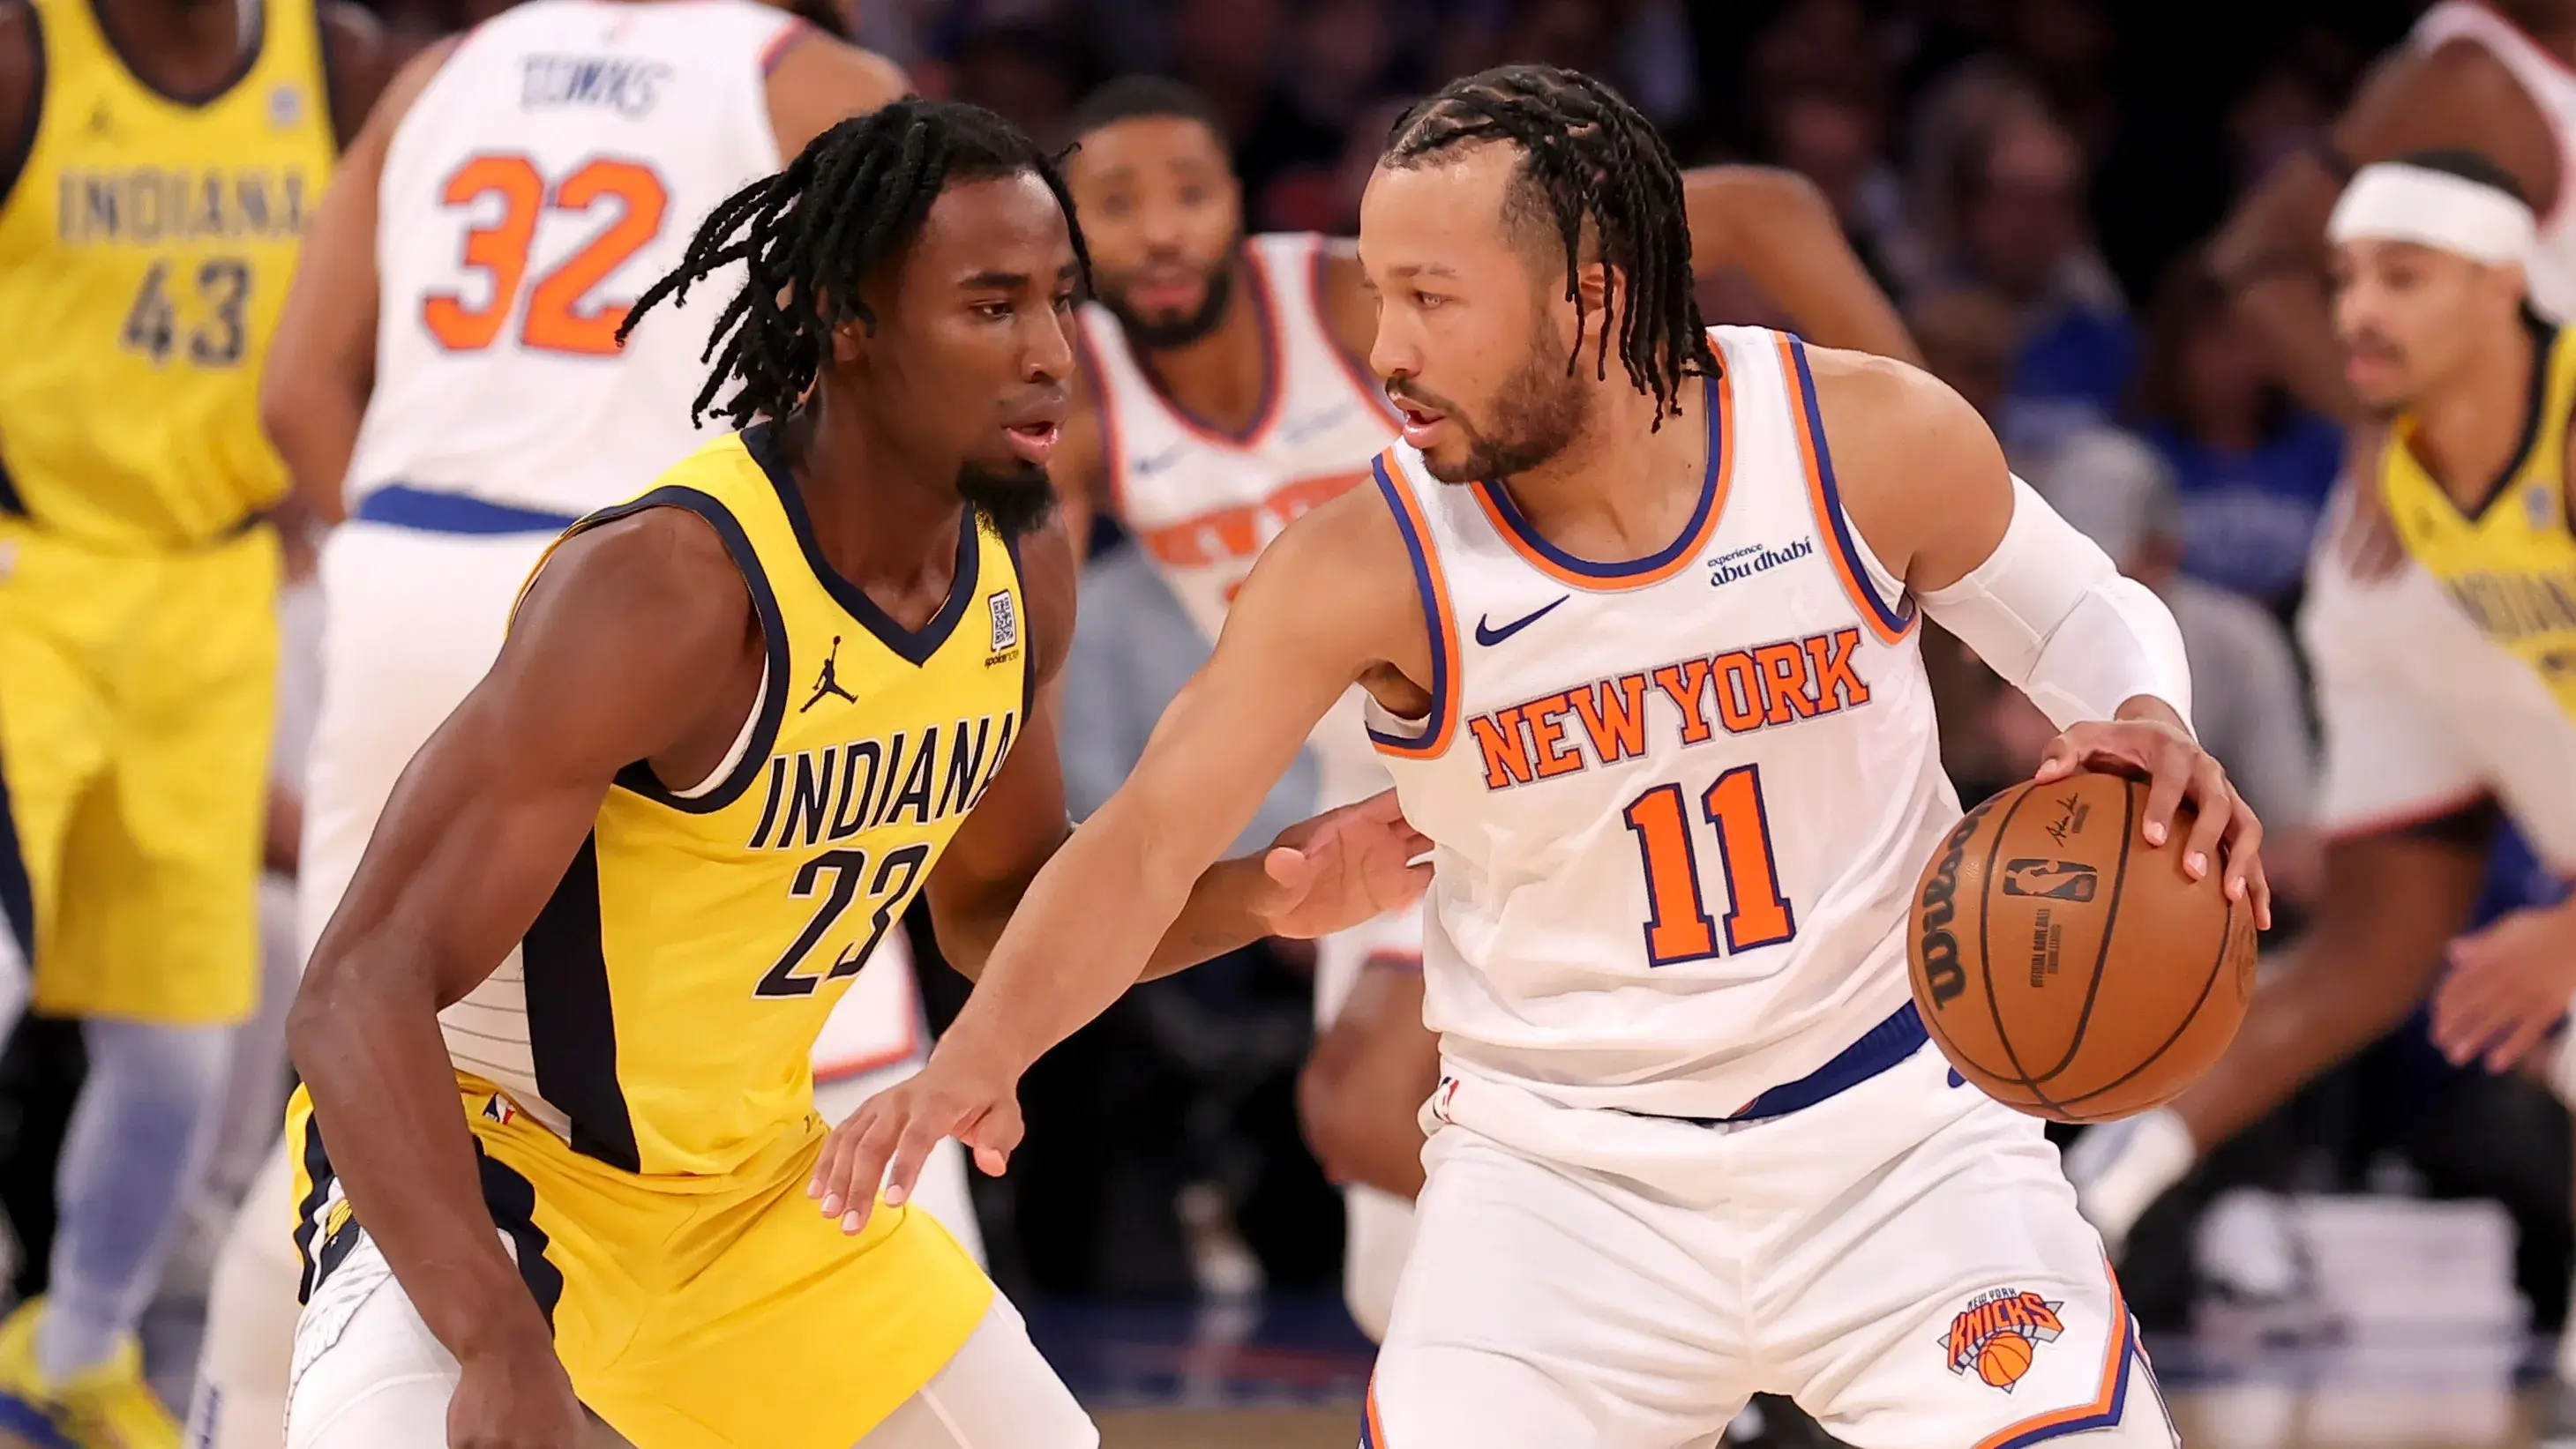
1976, 1333, 2034, 1389
1906, 770, 2258, 1124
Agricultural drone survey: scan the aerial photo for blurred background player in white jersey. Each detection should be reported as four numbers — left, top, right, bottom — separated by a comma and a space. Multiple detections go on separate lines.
2212, 0, 2576, 569
1052, 71, 1920, 1344
178, 6, 926, 1445
2076, 149, 2576, 1443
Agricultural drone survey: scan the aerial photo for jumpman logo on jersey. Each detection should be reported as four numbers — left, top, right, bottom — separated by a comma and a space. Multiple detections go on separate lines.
802, 637, 857, 713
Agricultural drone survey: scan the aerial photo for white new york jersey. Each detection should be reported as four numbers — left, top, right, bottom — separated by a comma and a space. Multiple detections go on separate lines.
344, 0, 797, 518
1080, 232, 1399, 808
2411, 3, 2576, 318
1366, 325, 1960, 1120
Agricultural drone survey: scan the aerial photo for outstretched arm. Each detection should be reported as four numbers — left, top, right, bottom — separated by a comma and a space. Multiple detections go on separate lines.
809, 485, 1427, 1228
1681, 166, 1919, 364
920, 515, 1412, 982
1813, 345, 2268, 920
286, 511, 754, 1423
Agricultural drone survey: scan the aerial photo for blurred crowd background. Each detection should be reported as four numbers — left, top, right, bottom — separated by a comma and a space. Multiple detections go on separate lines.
13, 0, 2572, 1352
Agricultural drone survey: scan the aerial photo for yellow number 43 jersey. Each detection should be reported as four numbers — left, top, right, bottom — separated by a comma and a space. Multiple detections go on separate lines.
0, 0, 333, 549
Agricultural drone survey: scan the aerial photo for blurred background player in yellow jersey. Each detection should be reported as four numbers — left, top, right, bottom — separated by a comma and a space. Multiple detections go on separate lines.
0, 0, 396, 1437
2068, 147, 2576, 1441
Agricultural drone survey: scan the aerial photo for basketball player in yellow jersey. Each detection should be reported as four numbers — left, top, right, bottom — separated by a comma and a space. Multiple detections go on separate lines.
281, 100, 1425, 1449
2069, 150, 2576, 1436
0, 0, 397, 1438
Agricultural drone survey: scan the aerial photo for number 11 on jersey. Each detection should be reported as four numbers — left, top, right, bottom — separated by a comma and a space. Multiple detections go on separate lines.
1622, 764, 1796, 965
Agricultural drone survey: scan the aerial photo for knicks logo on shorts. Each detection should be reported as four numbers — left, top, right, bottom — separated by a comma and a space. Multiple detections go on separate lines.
1941, 1288, 2064, 1392
1999, 859, 2098, 902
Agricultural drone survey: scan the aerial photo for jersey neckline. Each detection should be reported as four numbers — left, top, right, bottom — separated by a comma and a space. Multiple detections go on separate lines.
742, 422, 982, 668
84, 0, 268, 110
1124, 242, 1286, 448
1466, 371, 1727, 589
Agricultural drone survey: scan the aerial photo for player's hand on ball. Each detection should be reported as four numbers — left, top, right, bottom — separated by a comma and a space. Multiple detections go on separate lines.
1258, 789, 1434, 939
811, 1042, 1024, 1236
447, 1341, 588, 1449
2430, 901, 2576, 1072
2032, 698, 2272, 930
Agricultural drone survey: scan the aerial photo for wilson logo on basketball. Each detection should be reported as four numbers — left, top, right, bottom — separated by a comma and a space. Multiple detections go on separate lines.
1999, 859, 2099, 902
1914, 798, 1999, 1009
1940, 1288, 2064, 1393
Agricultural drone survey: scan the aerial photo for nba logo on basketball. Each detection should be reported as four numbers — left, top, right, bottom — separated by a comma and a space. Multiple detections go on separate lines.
1939, 1288, 2063, 1392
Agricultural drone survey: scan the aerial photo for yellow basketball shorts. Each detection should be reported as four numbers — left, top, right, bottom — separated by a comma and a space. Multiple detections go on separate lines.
287, 1083, 995, 1448
0, 518, 278, 1024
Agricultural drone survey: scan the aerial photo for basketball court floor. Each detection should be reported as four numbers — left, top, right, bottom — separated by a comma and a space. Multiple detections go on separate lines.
1039, 1299, 2571, 1448
87, 1288, 2568, 1446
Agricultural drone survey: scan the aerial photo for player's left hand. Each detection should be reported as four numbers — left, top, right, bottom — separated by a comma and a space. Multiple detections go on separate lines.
1257, 789, 1434, 939
2033, 698, 2273, 930
810, 1040, 1023, 1237
2429, 900, 2576, 1072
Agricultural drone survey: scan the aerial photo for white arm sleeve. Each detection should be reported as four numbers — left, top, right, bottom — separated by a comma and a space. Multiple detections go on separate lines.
1915, 475, 2195, 732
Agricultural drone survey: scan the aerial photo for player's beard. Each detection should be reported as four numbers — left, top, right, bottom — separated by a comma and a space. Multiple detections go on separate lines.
1097, 255, 1237, 350
959, 460, 1059, 541
1403, 330, 1592, 485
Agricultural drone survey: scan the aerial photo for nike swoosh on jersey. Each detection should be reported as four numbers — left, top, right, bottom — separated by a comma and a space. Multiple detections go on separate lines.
1474, 595, 1569, 646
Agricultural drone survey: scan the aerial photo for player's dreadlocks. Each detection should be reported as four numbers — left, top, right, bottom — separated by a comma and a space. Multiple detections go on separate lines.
1383, 65, 1716, 427
620, 97, 1091, 429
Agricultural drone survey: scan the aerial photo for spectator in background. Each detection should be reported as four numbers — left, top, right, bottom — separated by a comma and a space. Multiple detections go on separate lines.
2128, 250, 2344, 616
1990, 459, 2324, 909
1939, 101, 2139, 462
1760, 84, 1913, 294
945, 22, 1084, 147
1908, 283, 2164, 527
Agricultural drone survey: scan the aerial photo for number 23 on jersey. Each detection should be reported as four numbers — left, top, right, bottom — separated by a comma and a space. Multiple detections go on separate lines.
423, 151, 670, 356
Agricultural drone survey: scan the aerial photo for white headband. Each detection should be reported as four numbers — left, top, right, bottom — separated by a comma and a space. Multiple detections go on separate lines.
2326, 161, 2536, 265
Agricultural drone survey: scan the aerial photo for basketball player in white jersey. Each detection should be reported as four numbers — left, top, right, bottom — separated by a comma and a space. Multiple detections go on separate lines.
1054, 73, 1920, 1344
2213, 0, 2576, 571
2075, 151, 2576, 1442
830, 64, 2270, 1447
185, 9, 919, 1445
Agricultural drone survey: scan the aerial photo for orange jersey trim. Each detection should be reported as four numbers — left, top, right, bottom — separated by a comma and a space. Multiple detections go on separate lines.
1466, 369, 1733, 591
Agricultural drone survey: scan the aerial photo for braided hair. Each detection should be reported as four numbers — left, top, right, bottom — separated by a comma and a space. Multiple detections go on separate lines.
620, 98, 1090, 429
1383, 65, 1715, 426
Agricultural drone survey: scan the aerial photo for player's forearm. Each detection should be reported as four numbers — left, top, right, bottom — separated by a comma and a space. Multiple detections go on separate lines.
1680, 166, 1921, 365
940, 810, 1267, 1074
2211, 161, 2369, 424
286, 945, 553, 1365
2230, 275, 2369, 424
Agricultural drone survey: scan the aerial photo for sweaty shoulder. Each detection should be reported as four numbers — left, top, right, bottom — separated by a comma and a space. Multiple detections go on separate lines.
1800, 344, 2007, 589
764, 32, 906, 160
511, 503, 764, 774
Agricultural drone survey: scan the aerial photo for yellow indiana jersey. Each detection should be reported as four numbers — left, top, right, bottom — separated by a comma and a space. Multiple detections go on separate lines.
2382, 321, 2576, 720
488, 422, 1031, 1184
0, 0, 332, 550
